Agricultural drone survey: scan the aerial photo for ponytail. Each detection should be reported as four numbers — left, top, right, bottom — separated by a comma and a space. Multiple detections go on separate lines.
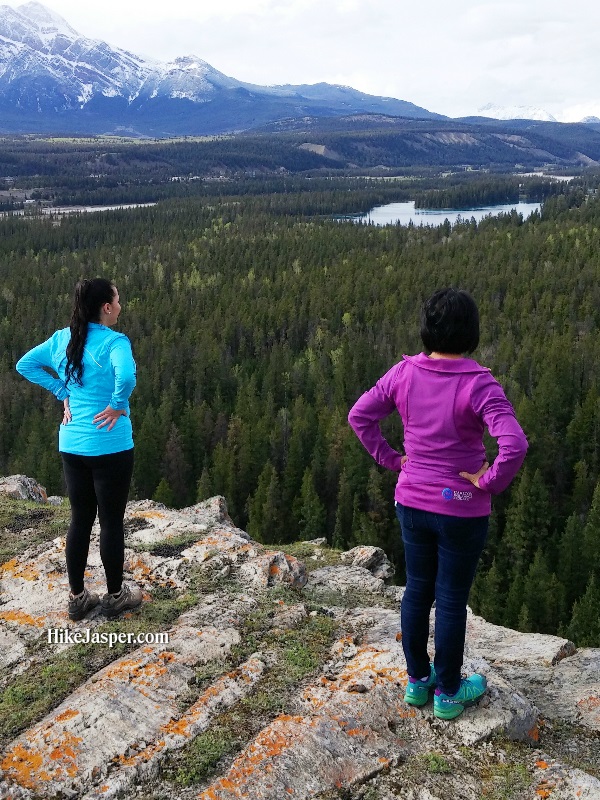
65, 278, 115, 386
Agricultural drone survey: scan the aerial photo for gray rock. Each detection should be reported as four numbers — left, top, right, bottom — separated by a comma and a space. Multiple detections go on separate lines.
341, 545, 395, 580
0, 475, 48, 503
306, 565, 386, 594
238, 549, 308, 589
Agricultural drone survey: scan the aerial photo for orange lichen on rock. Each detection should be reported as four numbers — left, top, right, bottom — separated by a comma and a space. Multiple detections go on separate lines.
2, 730, 82, 789
161, 717, 193, 737
55, 709, 80, 723
527, 722, 541, 742
0, 558, 40, 581
536, 784, 554, 798
1, 743, 45, 788
160, 663, 262, 741
576, 696, 600, 710
101, 653, 175, 689
201, 715, 304, 794
131, 511, 166, 519
335, 649, 405, 690
115, 740, 165, 768
536, 760, 549, 769
0, 609, 46, 627
125, 555, 153, 579
396, 706, 418, 719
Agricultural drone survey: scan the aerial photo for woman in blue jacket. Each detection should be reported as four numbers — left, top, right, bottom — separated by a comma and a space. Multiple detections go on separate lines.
16, 278, 142, 621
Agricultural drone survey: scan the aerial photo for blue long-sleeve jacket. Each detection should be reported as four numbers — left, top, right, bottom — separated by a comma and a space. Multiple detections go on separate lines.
16, 323, 136, 456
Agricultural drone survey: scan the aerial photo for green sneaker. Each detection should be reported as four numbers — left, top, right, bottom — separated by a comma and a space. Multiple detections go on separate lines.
434, 673, 487, 720
404, 664, 436, 706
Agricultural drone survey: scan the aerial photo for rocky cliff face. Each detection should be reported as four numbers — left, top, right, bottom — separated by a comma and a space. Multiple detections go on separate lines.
0, 475, 598, 800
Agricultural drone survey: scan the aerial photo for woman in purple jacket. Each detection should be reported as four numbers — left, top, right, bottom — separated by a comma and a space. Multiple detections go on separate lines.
348, 288, 527, 719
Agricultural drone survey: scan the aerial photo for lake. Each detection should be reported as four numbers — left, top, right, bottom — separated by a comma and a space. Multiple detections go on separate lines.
348, 200, 541, 227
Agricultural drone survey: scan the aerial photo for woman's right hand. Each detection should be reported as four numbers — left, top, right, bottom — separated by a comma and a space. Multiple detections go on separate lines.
93, 405, 126, 431
459, 461, 489, 489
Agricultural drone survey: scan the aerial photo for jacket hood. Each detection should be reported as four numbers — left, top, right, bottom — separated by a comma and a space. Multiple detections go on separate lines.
403, 352, 491, 374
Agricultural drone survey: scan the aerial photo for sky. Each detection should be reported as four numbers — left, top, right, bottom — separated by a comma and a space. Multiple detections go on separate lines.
8, 0, 600, 120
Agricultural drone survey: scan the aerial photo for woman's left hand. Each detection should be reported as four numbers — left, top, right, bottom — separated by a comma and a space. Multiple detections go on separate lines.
93, 406, 126, 431
459, 461, 489, 489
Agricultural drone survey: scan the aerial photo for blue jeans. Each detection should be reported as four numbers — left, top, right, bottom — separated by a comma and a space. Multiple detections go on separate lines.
395, 502, 488, 695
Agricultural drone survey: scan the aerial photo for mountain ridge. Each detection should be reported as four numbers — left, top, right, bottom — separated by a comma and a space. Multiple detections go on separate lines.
0, 2, 441, 136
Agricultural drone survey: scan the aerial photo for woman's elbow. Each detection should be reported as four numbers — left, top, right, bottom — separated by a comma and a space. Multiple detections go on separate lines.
518, 431, 529, 458
15, 356, 27, 376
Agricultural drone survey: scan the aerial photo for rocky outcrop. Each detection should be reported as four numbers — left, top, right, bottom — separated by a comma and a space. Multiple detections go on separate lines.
0, 476, 598, 799
0, 475, 48, 503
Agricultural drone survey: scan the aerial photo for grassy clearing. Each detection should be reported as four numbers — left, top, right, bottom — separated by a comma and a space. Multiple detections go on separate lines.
273, 540, 345, 572
0, 497, 71, 562
0, 586, 198, 747
537, 719, 600, 779
129, 529, 207, 557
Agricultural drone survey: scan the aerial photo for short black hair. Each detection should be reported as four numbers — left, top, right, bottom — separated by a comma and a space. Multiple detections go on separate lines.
420, 288, 479, 354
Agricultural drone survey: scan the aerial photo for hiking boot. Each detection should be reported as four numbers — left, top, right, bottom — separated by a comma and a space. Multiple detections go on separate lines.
101, 583, 143, 618
68, 587, 99, 621
404, 663, 437, 706
433, 673, 487, 720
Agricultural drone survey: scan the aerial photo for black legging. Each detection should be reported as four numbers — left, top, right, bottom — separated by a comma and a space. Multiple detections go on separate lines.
61, 449, 134, 595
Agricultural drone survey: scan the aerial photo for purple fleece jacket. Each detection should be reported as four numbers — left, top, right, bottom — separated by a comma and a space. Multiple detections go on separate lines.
348, 353, 528, 517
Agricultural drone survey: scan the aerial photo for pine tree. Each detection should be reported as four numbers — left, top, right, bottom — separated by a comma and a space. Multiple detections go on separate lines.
247, 462, 283, 544
133, 404, 162, 500
503, 468, 551, 573
520, 549, 564, 634
332, 469, 353, 550
557, 513, 586, 613
582, 479, 600, 582
297, 468, 326, 541
471, 558, 505, 624
196, 464, 213, 502
153, 478, 175, 507
162, 423, 191, 508
567, 575, 600, 647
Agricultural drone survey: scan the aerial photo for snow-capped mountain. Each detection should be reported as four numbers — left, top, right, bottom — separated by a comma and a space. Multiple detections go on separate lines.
477, 103, 557, 123
0, 2, 439, 135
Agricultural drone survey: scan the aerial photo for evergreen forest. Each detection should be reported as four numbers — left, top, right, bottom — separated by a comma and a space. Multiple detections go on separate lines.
1, 162, 600, 647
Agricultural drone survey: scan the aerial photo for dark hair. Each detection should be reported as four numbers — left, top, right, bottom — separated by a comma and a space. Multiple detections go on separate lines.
65, 278, 115, 386
420, 288, 479, 354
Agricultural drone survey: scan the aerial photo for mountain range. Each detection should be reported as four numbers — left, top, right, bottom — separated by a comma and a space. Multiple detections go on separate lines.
0, 1, 441, 136
477, 103, 600, 125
